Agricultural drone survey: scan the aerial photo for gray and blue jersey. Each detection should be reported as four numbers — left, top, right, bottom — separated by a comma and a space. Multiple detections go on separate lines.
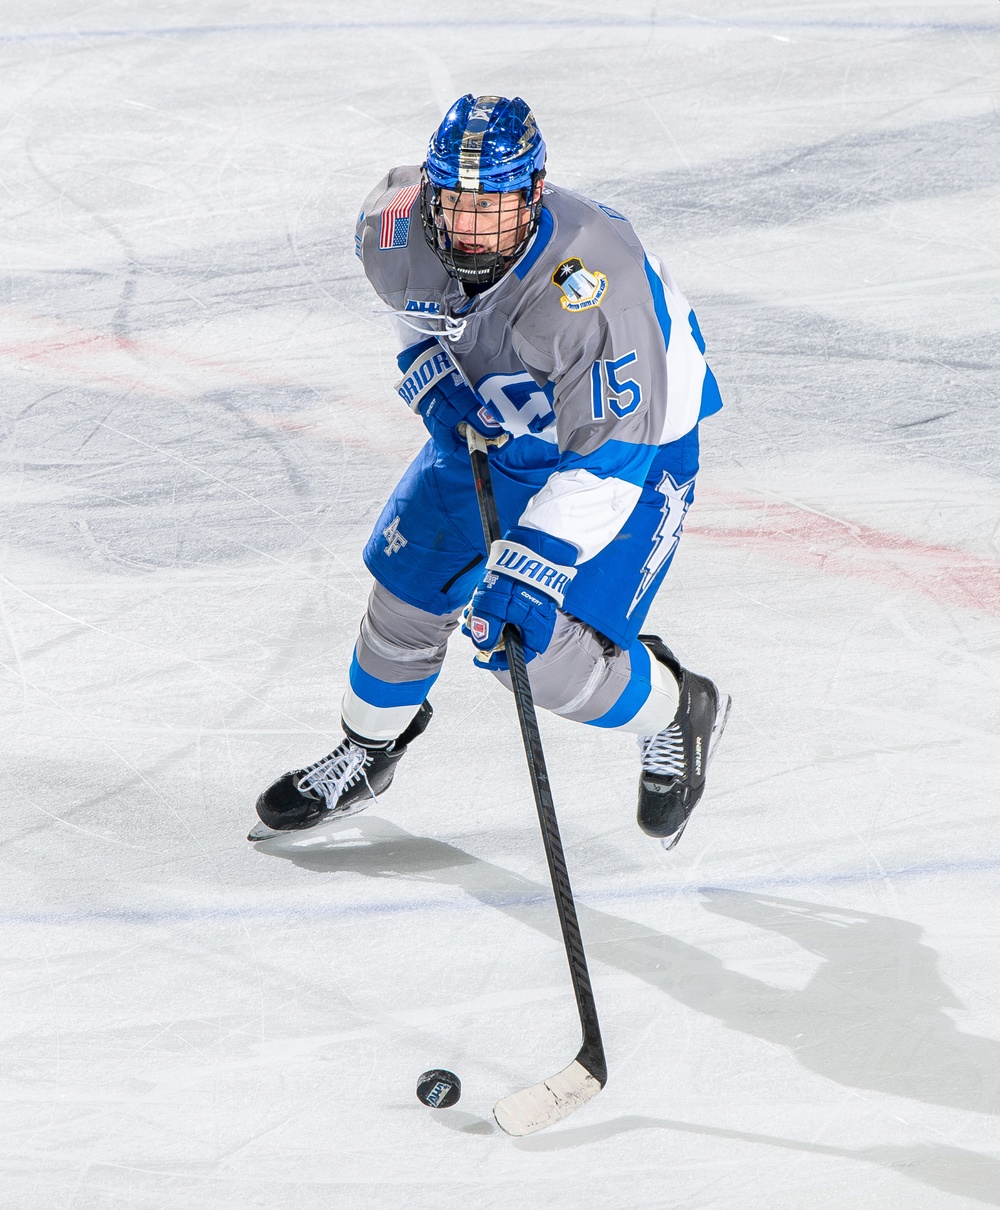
356, 165, 722, 567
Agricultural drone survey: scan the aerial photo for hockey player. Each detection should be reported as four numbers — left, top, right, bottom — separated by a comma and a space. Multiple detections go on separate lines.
251, 95, 730, 849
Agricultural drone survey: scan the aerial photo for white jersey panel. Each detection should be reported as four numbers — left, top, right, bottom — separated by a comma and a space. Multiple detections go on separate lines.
646, 254, 709, 445
518, 468, 643, 564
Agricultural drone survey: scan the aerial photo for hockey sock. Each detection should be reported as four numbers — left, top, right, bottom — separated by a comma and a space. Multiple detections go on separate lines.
340, 648, 439, 742
582, 637, 680, 736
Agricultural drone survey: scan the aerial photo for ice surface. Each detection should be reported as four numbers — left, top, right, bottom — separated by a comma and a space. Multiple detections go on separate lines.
1, 2, 999, 1206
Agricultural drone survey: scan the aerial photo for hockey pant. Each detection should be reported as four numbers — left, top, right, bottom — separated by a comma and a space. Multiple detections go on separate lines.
362, 431, 700, 651
342, 581, 680, 744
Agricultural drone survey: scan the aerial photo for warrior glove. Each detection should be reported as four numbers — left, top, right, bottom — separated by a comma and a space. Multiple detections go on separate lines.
396, 337, 501, 458
462, 527, 578, 669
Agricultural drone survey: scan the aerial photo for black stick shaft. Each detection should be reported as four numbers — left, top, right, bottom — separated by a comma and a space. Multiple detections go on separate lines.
468, 436, 606, 1083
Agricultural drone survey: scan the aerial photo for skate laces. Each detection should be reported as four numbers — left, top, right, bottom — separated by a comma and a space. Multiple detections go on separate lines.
638, 724, 685, 780
297, 740, 371, 808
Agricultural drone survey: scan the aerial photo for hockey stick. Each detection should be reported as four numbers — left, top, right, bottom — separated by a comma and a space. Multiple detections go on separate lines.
464, 426, 607, 1136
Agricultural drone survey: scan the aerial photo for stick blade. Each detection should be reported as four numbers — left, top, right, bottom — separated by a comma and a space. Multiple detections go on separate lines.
493, 1059, 603, 1136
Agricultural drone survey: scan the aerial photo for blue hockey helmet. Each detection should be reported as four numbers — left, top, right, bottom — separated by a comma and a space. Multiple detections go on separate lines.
421, 95, 547, 286
424, 94, 546, 193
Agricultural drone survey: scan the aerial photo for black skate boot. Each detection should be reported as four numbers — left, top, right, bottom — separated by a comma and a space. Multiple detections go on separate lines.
248, 700, 433, 841
636, 636, 731, 850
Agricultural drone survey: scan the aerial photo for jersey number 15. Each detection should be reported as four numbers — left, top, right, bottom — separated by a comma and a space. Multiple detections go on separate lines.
591, 351, 643, 420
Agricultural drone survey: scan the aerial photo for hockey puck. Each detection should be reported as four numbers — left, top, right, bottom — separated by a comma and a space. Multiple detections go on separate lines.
416, 1069, 461, 1108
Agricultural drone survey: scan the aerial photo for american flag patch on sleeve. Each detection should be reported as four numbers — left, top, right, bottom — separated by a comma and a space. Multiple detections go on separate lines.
379, 185, 421, 250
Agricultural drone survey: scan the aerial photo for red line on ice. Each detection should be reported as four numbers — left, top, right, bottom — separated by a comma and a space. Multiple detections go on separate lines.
0, 306, 291, 396
4, 306, 998, 615
688, 491, 1000, 616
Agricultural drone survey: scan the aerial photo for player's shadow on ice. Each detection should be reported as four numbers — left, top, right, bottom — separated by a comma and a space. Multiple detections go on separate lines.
256, 818, 1000, 1125
519, 1118, 1000, 1207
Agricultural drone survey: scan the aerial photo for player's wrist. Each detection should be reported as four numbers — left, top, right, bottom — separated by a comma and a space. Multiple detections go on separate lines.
486, 527, 577, 607
505, 525, 578, 569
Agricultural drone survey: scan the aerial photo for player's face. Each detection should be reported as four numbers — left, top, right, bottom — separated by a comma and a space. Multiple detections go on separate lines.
438, 187, 532, 257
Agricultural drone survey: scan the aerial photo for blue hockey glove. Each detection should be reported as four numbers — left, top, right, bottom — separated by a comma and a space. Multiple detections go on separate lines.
396, 338, 502, 457
462, 527, 578, 670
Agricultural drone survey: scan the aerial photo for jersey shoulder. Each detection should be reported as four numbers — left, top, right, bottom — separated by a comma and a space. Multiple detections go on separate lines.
510, 186, 654, 360
356, 166, 448, 306
356, 165, 422, 247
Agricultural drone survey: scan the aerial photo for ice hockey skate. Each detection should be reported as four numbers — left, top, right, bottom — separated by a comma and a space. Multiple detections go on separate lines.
248, 701, 433, 841
636, 637, 730, 850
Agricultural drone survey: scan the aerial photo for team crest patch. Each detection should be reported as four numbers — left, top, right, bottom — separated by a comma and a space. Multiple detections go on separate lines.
469, 615, 489, 643
552, 257, 608, 311
379, 185, 421, 250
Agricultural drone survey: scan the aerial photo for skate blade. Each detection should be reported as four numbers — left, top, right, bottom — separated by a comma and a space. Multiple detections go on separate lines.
247, 821, 288, 842
246, 800, 372, 844
661, 819, 689, 851
709, 691, 733, 764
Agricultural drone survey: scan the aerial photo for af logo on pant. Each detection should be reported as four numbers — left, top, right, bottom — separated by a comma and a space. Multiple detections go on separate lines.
382, 516, 408, 555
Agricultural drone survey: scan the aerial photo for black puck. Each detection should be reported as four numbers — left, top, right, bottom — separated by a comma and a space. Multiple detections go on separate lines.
416, 1068, 461, 1108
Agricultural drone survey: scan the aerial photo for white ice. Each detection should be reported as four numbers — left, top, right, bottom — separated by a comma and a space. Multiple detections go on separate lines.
2, 2, 999, 1206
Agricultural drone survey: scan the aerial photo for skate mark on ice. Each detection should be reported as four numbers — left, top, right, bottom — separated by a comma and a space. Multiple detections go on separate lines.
12, 842, 1000, 922
603, 111, 1000, 243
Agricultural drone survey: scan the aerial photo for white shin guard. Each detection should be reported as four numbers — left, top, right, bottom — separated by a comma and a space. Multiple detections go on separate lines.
610, 645, 681, 736
340, 684, 425, 744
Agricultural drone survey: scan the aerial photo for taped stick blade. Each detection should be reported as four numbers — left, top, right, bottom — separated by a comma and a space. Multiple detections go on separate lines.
493, 1059, 603, 1136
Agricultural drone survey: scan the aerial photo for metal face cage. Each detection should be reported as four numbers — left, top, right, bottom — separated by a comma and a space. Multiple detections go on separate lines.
420, 172, 544, 288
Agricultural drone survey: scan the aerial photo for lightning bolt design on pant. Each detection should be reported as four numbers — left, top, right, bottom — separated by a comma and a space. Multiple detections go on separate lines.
626, 470, 695, 619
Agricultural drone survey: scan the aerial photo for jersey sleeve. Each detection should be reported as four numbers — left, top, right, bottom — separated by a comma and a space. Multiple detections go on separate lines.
512, 244, 717, 565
